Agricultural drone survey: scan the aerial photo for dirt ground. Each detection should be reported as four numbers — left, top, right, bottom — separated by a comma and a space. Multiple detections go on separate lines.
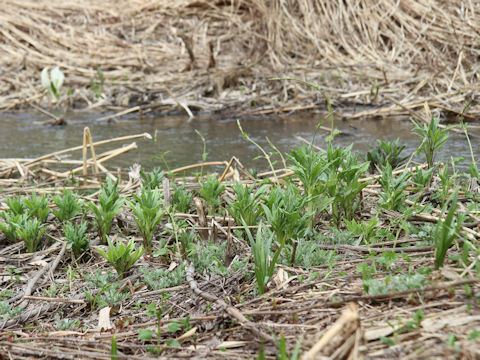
0, 140, 479, 359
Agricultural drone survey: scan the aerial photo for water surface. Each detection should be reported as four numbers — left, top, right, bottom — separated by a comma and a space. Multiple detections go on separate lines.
1, 112, 478, 172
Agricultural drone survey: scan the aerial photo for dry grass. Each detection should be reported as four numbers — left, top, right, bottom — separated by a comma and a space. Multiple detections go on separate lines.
0, 0, 479, 118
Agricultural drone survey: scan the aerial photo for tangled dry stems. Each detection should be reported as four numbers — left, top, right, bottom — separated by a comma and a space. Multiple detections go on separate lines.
0, 0, 479, 118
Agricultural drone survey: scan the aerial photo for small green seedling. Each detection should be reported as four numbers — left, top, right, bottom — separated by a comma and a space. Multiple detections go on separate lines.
4, 195, 25, 216
24, 192, 50, 223
16, 217, 46, 252
88, 178, 123, 244
172, 182, 193, 213
53, 190, 83, 222
141, 168, 165, 190
63, 221, 89, 259
0, 213, 27, 243
412, 116, 452, 169
378, 163, 411, 211
128, 189, 164, 254
324, 144, 369, 225
198, 174, 225, 215
412, 166, 434, 191
243, 222, 277, 295
366, 139, 407, 172
96, 237, 144, 279
262, 184, 311, 263
288, 144, 332, 225
227, 182, 268, 227
433, 190, 462, 269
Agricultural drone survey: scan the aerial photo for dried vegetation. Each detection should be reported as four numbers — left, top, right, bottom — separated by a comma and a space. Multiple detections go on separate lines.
0, 0, 480, 118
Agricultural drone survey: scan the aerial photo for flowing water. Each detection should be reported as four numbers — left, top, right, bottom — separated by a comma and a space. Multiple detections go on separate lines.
1, 111, 479, 172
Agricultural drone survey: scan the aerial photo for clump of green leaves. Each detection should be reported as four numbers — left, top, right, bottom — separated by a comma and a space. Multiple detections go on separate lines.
83, 269, 117, 288
283, 239, 338, 269
52, 190, 83, 222
0, 301, 22, 322
262, 184, 311, 264
433, 191, 463, 269
96, 237, 144, 279
412, 165, 434, 191
198, 174, 225, 215
141, 168, 165, 190
0, 213, 26, 243
177, 225, 197, 257
288, 144, 327, 199
366, 139, 407, 172
172, 182, 193, 213
363, 273, 426, 295
24, 192, 50, 223
54, 313, 80, 331
63, 221, 89, 259
377, 163, 411, 211
128, 189, 164, 254
140, 264, 185, 290
227, 182, 268, 227
244, 223, 277, 295
324, 144, 370, 225
83, 271, 129, 309
192, 241, 229, 276
4, 195, 25, 216
412, 116, 452, 169
345, 217, 379, 245
436, 163, 455, 207
288, 144, 332, 224
88, 178, 123, 244
17, 217, 47, 252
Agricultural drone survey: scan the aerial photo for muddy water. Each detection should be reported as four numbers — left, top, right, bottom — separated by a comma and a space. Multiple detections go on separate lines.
1, 112, 479, 172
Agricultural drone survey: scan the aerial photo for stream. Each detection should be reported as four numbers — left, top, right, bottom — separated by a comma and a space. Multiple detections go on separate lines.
1, 111, 479, 172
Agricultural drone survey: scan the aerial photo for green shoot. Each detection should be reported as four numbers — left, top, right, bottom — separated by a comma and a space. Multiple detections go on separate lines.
88, 178, 123, 244
24, 192, 50, 223
52, 190, 83, 222
434, 190, 462, 269
172, 182, 193, 213
63, 221, 89, 259
411, 116, 452, 169
227, 182, 268, 227
16, 217, 46, 252
96, 237, 145, 279
198, 174, 225, 215
243, 222, 277, 295
128, 189, 164, 254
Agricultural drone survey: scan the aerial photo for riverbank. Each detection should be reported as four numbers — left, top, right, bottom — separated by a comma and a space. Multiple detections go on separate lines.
1, 0, 480, 120
1, 128, 479, 358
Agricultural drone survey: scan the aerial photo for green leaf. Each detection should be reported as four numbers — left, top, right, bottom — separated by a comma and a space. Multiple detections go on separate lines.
165, 339, 180, 347
138, 329, 153, 341
146, 302, 157, 317
168, 321, 182, 333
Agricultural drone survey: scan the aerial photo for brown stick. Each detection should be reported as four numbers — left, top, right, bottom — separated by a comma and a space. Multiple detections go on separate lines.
171, 161, 228, 174
186, 262, 275, 343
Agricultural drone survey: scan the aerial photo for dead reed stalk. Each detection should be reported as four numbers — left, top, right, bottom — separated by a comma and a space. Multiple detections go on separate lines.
0, 1, 478, 118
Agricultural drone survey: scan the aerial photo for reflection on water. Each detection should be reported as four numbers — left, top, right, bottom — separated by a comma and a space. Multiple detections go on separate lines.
0, 112, 479, 172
